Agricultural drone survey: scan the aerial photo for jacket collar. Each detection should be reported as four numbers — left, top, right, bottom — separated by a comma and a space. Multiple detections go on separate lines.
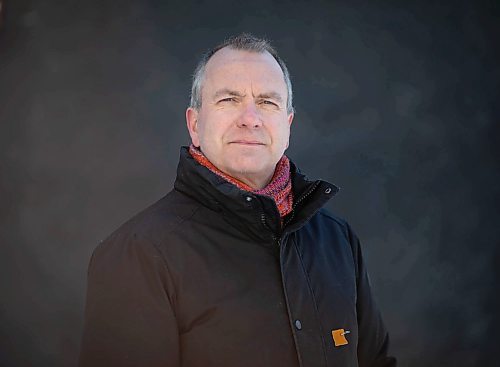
173, 146, 339, 242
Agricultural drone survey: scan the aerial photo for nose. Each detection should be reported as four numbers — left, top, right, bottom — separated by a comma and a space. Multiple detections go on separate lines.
237, 102, 262, 128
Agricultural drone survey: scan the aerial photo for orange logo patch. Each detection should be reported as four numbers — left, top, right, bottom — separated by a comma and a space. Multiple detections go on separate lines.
332, 328, 350, 347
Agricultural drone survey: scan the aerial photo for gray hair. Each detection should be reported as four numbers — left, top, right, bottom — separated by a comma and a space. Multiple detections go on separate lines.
189, 33, 294, 114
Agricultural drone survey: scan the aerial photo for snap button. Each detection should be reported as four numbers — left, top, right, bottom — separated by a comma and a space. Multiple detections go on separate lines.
324, 187, 332, 194
245, 196, 253, 202
294, 319, 302, 330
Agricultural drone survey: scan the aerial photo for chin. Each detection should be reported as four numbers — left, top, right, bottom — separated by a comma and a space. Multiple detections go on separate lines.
227, 162, 264, 176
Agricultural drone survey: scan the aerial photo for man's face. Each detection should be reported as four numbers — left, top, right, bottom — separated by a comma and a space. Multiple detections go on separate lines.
186, 48, 294, 189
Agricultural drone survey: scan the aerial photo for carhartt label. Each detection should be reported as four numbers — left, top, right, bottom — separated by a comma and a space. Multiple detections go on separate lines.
332, 329, 350, 347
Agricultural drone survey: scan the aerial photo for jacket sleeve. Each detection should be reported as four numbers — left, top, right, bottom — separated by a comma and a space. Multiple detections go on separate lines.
346, 223, 397, 367
78, 231, 180, 367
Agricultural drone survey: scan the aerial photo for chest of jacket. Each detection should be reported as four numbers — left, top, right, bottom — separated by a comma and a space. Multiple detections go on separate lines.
159, 201, 359, 367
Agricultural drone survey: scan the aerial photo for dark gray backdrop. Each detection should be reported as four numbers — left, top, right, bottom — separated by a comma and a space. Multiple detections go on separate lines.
1, 0, 499, 366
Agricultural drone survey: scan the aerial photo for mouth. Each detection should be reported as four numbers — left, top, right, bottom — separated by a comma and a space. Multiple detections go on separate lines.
229, 140, 265, 146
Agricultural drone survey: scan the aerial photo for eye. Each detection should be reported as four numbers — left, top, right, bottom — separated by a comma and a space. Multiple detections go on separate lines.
262, 100, 278, 107
219, 97, 236, 103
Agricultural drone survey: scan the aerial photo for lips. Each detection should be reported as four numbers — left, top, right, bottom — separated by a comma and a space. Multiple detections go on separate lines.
229, 140, 265, 145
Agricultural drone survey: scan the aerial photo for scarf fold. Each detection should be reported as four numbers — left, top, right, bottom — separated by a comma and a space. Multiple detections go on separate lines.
189, 144, 293, 218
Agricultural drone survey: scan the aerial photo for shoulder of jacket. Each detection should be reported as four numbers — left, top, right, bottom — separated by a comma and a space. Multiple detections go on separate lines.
94, 189, 202, 254
315, 209, 361, 249
316, 208, 349, 232
315, 209, 364, 278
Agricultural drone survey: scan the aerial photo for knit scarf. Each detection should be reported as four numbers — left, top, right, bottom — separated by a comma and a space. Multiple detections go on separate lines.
189, 144, 293, 218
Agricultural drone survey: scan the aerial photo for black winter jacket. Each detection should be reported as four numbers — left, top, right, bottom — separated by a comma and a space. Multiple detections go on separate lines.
79, 147, 396, 367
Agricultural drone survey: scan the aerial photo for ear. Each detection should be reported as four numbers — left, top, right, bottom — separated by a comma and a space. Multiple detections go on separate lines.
285, 112, 294, 149
186, 107, 200, 147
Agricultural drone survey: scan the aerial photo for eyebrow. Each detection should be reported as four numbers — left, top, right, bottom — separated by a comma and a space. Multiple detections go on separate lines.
213, 89, 246, 100
212, 88, 284, 104
256, 92, 283, 104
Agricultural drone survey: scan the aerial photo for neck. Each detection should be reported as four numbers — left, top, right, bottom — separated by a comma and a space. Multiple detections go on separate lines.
230, 171, 273, 190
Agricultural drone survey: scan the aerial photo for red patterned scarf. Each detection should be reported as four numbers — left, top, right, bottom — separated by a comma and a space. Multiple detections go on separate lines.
189, 145, 293, 218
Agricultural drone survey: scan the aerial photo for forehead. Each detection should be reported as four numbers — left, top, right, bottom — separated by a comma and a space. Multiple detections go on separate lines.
203, 48, 287, 93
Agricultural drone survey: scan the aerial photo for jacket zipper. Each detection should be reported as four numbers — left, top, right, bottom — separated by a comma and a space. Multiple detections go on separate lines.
261, 180, 321, 247
260, 212, 283, 248
283, 180, 321, 228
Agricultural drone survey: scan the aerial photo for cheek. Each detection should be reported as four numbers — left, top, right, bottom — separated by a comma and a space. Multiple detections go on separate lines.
198, 118, 227, 146
278, 123, 291, 144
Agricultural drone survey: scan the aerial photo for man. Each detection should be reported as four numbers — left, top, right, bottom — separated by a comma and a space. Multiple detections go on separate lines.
79, 33, 396, 367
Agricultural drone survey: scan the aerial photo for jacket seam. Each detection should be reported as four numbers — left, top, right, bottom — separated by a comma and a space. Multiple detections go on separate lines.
279, 238, 305, 367
133, 233, 179, 314
291, 235, 329, 366
317, 211, 358, 278
317, 211, 348, 232
136, 204, 203, 312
